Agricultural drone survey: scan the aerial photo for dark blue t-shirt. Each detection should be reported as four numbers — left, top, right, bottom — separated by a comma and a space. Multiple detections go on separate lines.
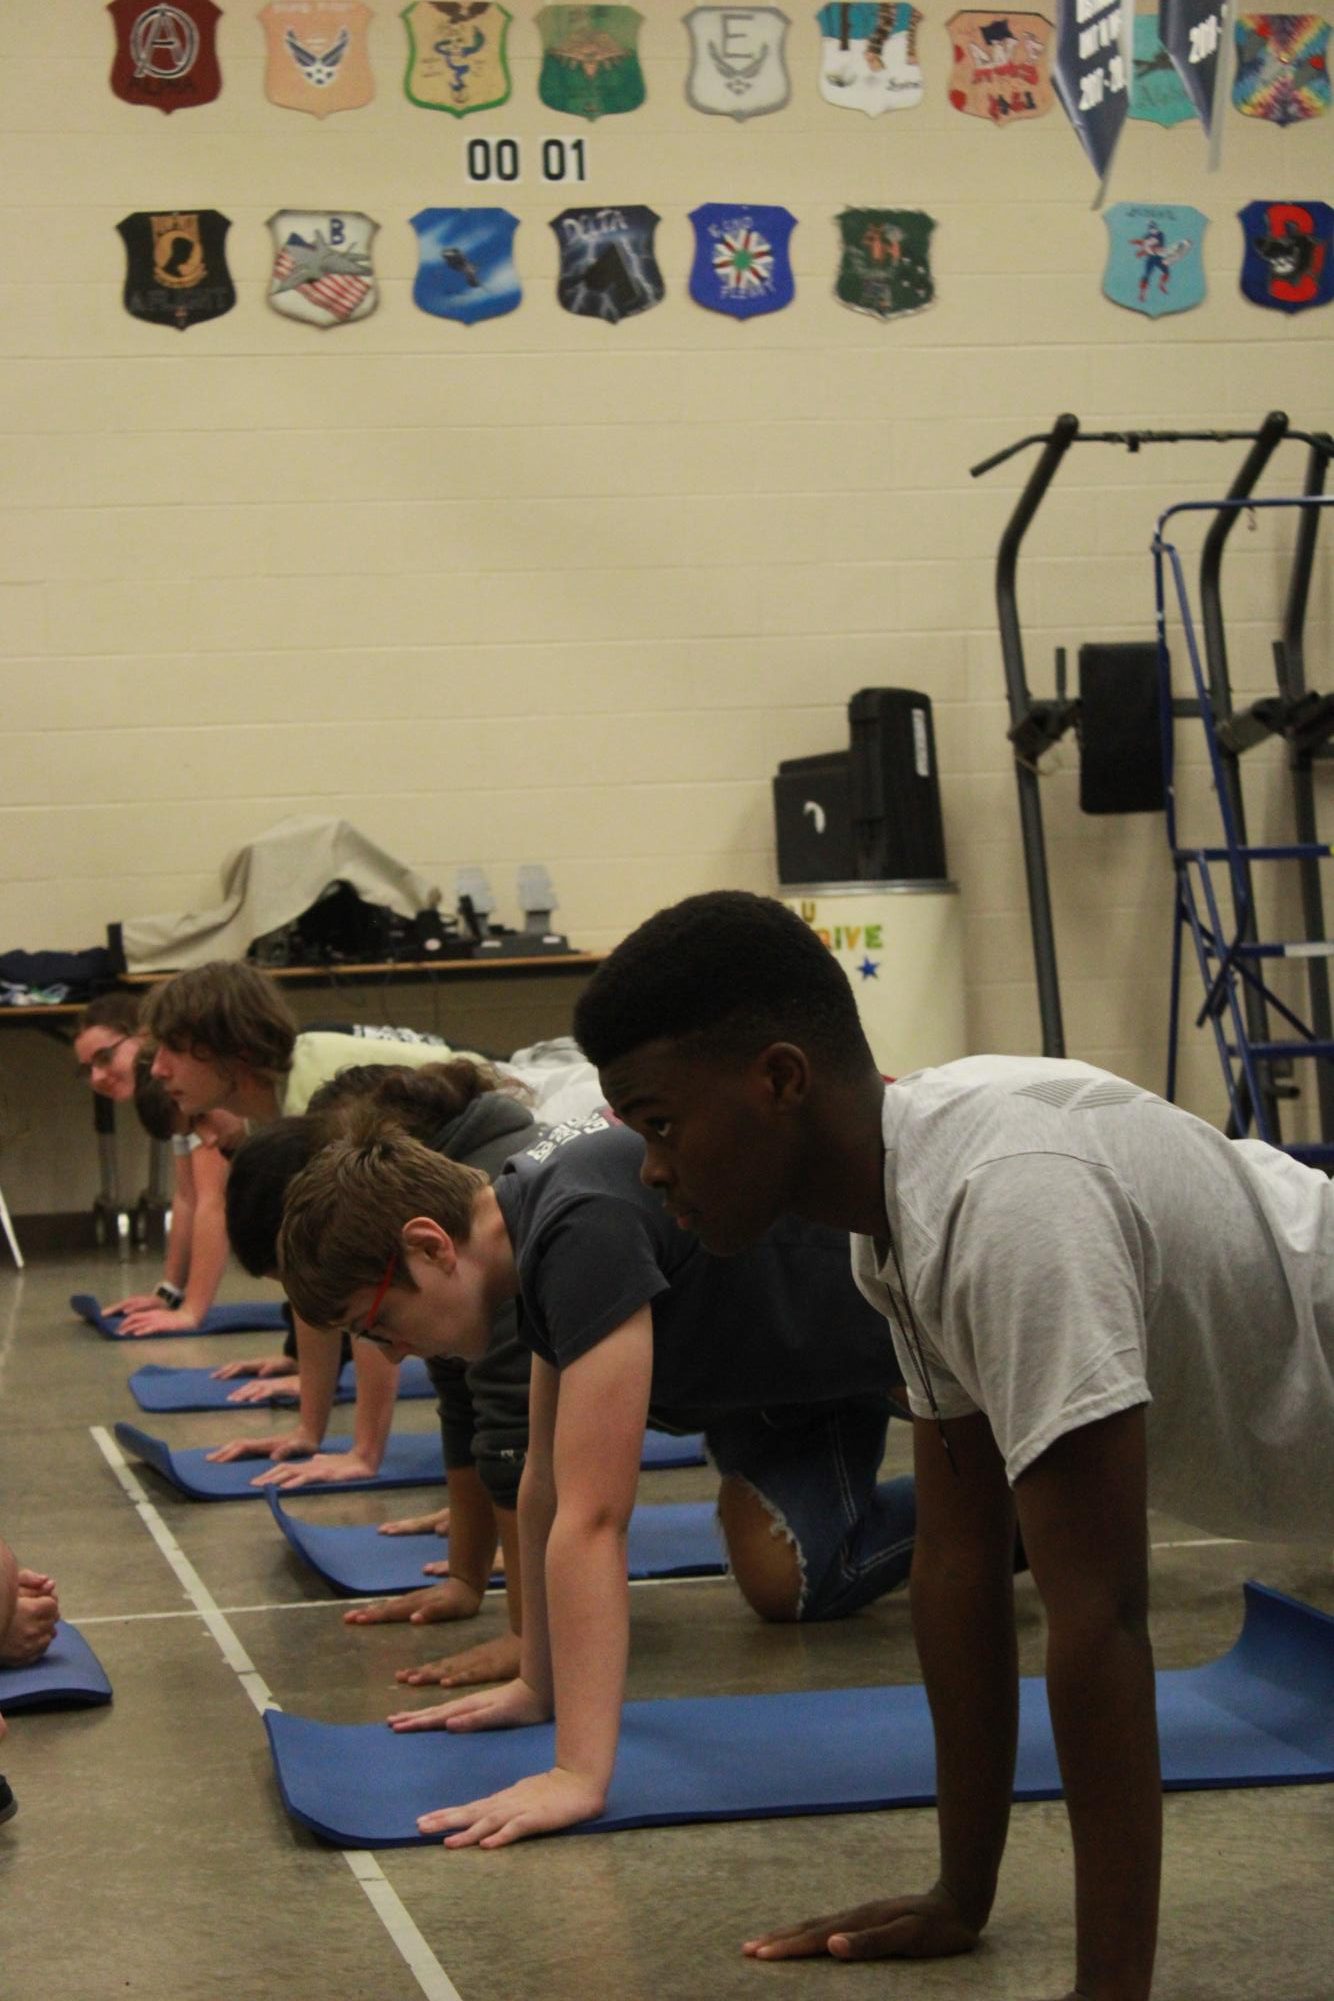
492, 1115, 900, 1415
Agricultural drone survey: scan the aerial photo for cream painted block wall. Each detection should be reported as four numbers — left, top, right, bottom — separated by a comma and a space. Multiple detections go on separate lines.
0, 1, 1331, 1215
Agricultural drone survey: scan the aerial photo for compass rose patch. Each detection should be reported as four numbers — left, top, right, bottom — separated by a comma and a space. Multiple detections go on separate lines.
108, 0, 222, 112
537, 6, 646, 120
689, 203, 796, 319
1102, 202, 1206, 316
817, 2, 924, 115
402, 1, 513, 116
118, 210, 235, 330
1238, 199, 1334, 313
1233, 15, 1331, 125
260, 1, 374, 117
835, 207, 935, 320
266, 210, 379, 327
411, 208, 521, 323
945, 11, 1054, 122
684, 7, 792, 118
552, 205, 663, 322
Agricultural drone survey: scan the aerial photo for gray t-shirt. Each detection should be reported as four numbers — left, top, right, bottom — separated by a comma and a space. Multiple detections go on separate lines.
852, 1056, 1334, 1542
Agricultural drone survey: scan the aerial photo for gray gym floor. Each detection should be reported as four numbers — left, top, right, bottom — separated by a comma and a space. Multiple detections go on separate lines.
1, 1254, 1330, 2001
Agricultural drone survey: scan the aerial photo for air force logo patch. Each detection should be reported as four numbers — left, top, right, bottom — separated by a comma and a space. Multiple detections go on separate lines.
817, 2, 924, 115
118, 210, 235, 330
689, 203, 797, 318
835, 207, 935, 320
267, 210, 379, 327
1239, 200, 1334, 313
552, 205, 663, 322
261, 2, 374, 117
684, 8, 791, 119
946, 11, 1054, 122
108, 0, 222, 112
411, 208, 521, 322
403, 1, 513, 116
537, 6, 646, 120
1234, 15, 1331, 125
1102, 202, 1206, 316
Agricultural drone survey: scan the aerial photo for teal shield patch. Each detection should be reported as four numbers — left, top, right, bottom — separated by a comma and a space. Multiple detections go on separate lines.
1129, 15, 1198, 122
1103, 202, 1207, 316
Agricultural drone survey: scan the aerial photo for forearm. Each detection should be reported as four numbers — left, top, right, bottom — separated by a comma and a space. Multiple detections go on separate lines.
1046, 1615, 1160, 2000
180, 1194, 228, 1321
163, 1194, 194, 1289
293, 1316, 342, 1445
516, 1462, 556, 1704
497, 1505, 521, 1636
546, 1512, 628, 1797
349, 1341, 399, 1471
911, 1548, 1017, 1931
438, 1465, 497, 1603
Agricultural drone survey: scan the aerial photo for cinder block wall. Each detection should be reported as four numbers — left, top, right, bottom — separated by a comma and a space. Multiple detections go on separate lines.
0, 3, 1330, 1214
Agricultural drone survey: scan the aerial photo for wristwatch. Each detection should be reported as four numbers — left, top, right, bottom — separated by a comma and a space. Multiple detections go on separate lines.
154, 1280, 185, 1309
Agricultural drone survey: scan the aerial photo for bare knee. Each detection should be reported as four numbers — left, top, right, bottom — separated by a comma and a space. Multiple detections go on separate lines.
717, 1476, 803, 1623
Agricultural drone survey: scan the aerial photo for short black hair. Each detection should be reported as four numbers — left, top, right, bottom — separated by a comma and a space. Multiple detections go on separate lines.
225, 1118, 321, 1277
573, 891, 873, 1076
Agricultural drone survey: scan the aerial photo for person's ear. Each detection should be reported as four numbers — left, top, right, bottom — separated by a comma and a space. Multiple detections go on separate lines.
401, 1215, 457, 1270
754, 1042, 812, 1112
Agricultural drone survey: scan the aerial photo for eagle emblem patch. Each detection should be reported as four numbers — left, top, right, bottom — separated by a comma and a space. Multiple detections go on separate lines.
260, 2, 374, 117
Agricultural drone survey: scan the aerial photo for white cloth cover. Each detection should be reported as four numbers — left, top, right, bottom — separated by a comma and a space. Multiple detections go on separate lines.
121, 816, 437, 972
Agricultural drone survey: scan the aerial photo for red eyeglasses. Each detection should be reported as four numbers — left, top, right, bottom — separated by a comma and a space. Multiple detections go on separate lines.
348, 1250, 398, 1346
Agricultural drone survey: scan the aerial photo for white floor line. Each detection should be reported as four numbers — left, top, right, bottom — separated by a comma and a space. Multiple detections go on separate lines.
1151, 1536, 1245, 1550
89, 1425, 465, 2001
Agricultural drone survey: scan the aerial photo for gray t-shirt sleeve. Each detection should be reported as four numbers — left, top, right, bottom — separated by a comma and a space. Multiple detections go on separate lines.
523, 1196, 673, 1370
914, 1153, 1154, 1484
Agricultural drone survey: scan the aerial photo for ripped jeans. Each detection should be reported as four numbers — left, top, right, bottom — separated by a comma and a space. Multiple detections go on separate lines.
703, 1392, 914, 1621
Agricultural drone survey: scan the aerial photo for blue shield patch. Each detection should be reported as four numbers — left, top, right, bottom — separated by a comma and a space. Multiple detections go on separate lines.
1103, 203, 1207, 315
1129, 14, 1198, 122
688, 203, 796, 319
1052, 0, 1130, 180
1239, 199, 1334, 314
1158, 0, 1225, 130
410, 207, 521, 323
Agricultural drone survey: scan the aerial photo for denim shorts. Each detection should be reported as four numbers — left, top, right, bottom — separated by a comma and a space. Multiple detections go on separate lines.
704, 1391, 915, 1622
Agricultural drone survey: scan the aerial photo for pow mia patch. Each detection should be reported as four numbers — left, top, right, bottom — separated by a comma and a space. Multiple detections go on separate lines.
108, 0, 222, 112
118, 210, 235, 330
945, 11, 1054, 122
402, 1, 513, 116
684, 7, 791, 119
537, 5, 646, 120
817, 2, 924, 115
551, 205, 663, 322
266, 210, 379, 327
835, 207, 935, 320
1238, 199, 1334, 313
1233, 14, 1331, 125
1102, 202, 1206, 316
689, 203, 796, 319
260, 1, 374, 117
411, 208, 522, 323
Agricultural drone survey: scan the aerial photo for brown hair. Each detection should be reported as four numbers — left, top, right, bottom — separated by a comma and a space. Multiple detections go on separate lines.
278, 1124, 486, 1330
132, 1048, 182, 1143
140, 961, 297, 1080
306, 1058, 517, 1141
77, 993, 141, 1037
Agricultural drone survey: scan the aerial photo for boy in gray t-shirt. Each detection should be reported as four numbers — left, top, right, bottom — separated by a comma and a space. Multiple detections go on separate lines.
574, 890, 1334, 2001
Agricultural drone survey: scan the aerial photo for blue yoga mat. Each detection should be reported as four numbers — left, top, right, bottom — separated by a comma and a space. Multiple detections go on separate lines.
112, 1423, 447, 1499
0, 1623, 112, 1712
265, 1584, 1334, 1847
72, 1292, 288, 1340
128, 1356, 434, 1413
267, 1491, 724, 1594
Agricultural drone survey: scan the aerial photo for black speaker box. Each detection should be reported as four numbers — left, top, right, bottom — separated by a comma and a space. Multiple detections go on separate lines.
848, 688, 949, 881
773, 752, 857, 886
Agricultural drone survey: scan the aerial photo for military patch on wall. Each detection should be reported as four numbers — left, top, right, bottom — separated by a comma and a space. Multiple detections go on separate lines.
945, 11, 1054, 122
1052, 0, 1129, 180
688, 203, 797, 318
552, 205, 663, 320
835, 207, 935, 319
1238, 199, 1334, 312
118, 210, 235, 329
817, 3, 924, 113
537, 6, 646, 119
260, 1, 374, 117
1158, 0, 1225, 129
267, 210, 379, 327
401, 1, 512, 115
411, 208, 521, 322
108, 0, 222, 112
1102, 202, 1207, 315
684, 6, 791, 118
1233, 15, 1331, 125
1129, 14, 1197, 123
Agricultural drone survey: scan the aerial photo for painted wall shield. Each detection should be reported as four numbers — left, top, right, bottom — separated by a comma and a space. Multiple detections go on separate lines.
260, 2, 374, 117
817, 3, 925, 114
403, 1, 512, 114
1158, 0, 1225, 130
108, 0, 222, 112
835, 208, 935, 319
1234, 15, 1331, 125
1102, 202, 1206, 315
267, 211, 379, 327
118, 210, 235, 329
1052, 0, 1129, 179
1129, 14, 1197, 123
945, 11, 1054, 122
552, 206, 663, 321
411, 208, 521, 322
537, 7, 646, 120
689, 203, 796, 318
1238, 199, 1334, 313
685, 7, 791, 118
